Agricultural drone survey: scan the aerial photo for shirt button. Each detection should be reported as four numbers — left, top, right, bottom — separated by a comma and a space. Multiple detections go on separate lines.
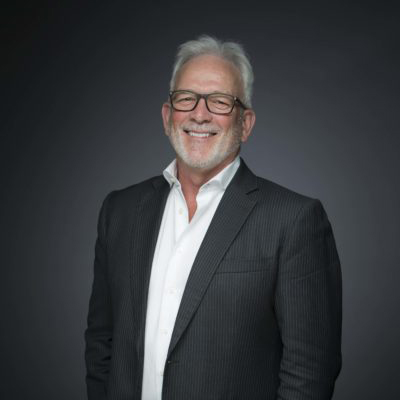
159, 370, 164, 376
178, 208, 184, 215
168, 287, 177, 295
177, 247, 183, 254
160, 328, 168, 335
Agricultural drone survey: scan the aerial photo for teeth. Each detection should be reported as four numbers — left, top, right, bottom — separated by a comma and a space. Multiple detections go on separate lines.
188, 132, 211, 138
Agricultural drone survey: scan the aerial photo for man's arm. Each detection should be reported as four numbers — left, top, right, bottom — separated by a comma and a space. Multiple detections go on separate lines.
275, 199, 342, 400
84, 193, 113, 400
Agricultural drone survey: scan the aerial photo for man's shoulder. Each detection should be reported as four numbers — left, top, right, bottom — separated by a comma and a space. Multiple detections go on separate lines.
239, 158, 317, 209
115, 174, 165, 196
102, 175, 167, 210
256, 175, 315, 205
251, 173, 322, 222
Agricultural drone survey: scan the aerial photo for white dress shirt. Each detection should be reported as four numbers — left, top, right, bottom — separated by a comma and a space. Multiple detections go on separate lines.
141, 156, 240, 400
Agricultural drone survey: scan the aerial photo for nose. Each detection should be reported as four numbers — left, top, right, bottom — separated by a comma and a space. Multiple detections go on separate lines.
190, 98, 212, 123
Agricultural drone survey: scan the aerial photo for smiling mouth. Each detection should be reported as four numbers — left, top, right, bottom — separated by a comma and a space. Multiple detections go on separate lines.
183, 129, 218, 138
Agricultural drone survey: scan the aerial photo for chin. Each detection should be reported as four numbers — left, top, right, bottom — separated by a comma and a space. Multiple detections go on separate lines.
179, 147, 240, 171
182, 157, 219, 170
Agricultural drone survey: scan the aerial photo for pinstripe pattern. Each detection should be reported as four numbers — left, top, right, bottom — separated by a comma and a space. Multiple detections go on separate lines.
85, 158, 342, 400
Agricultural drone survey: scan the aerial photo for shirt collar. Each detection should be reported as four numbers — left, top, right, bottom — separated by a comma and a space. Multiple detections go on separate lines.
163, 156, 241, 191
163, 159, 179, 187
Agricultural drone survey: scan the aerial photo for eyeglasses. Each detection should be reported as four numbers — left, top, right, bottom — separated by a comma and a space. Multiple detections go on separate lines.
169, 90, 247, 115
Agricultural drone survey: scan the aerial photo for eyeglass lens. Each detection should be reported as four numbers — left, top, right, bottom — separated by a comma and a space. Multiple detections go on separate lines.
171, 91, 235, 114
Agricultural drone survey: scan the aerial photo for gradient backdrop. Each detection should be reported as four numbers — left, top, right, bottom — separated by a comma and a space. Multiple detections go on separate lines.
2, 2, 399, 399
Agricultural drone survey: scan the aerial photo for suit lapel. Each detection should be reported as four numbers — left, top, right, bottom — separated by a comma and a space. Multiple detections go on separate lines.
130, 176, 170, 360
167, 159, 259, 358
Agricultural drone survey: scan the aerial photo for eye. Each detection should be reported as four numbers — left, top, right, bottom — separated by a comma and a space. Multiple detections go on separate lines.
209, 95, 233, 109
174, 93, 196, 103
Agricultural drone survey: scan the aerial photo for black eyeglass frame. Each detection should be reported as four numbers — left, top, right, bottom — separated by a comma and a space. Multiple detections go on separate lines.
169, 90, 247, 115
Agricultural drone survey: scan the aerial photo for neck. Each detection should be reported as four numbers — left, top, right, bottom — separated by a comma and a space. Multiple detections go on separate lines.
176, 153, 237, 197
175, 153, 238, 222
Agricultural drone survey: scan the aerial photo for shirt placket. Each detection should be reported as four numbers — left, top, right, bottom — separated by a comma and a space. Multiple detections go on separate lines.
155, 185, 189, 395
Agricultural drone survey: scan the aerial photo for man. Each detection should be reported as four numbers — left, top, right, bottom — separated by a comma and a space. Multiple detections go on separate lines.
85, 35, 342, 400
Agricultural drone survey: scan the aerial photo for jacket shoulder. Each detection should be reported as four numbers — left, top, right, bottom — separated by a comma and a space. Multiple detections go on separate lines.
256, 176, 316, 206
238, 158, 318, 212
100, 175, 166, 215
253, 175, 324, 226
110, 175, 164, 200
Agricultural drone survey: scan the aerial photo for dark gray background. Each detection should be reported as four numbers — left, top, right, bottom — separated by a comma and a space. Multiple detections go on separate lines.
2, 1, 399, 399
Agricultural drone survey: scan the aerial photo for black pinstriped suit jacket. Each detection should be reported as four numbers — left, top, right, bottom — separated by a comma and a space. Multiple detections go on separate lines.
85, 158, 342, 400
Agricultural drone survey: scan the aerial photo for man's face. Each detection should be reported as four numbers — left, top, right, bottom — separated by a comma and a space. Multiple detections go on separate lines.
162, 54, 255, 172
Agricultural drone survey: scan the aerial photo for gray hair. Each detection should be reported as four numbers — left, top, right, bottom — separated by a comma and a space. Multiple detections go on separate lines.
169, 35, 254, 108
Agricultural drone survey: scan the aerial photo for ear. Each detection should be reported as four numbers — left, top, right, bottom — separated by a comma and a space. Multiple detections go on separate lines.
240, 109, 256, 143
161, 102, 172, 136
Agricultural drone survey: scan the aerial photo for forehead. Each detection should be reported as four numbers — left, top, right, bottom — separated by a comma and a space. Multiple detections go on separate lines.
175, 54, 242, 95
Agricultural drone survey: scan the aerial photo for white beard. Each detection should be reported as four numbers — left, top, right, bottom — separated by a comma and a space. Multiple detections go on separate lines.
167, 119, 243, 170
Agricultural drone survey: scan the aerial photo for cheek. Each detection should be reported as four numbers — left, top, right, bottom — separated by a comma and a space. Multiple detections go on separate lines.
171, 113, 187, 128
214, 116, 235, 132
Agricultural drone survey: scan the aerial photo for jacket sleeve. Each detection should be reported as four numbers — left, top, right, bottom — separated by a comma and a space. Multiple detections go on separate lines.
84, 192, 114, 400
275, 199, 342, 400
